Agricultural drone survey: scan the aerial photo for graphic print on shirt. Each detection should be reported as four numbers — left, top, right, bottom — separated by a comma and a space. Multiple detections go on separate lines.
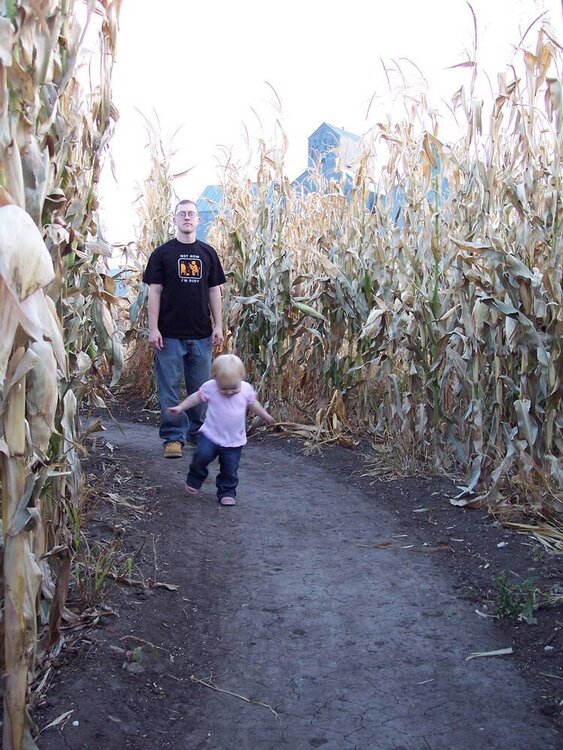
178, 255, 202, 283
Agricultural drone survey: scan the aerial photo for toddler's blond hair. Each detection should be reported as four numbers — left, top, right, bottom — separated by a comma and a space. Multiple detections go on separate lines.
212, 353, 246, 382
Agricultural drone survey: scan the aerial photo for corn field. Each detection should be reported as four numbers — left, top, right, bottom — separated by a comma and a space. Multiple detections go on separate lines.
121, 114, 179, 398
0, 1, 562, 746
206, 29, 562, 527
0, 1, 122, 748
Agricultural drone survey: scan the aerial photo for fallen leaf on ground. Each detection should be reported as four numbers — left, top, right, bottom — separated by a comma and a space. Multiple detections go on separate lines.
109, 573, 178, 590
466, 647, 513, 661
38, 710, 74, 735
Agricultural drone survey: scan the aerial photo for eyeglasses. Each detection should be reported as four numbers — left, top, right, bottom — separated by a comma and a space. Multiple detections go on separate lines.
176, 210, 198, 219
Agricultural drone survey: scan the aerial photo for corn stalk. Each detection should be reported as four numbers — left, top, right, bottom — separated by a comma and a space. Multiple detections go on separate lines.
120, 114, 177, 398
210, 28, 562, 517
0, 1, 121, 747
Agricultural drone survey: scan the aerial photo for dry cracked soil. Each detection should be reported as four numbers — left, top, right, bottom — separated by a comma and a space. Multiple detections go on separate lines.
32, 401, 562, 750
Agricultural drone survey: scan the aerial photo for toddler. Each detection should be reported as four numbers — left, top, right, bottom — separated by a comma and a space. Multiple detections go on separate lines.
168, 354, 274, 506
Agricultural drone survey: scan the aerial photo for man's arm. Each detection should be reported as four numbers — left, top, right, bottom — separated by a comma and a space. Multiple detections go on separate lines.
147, 284, 164, 350
208, 285, 224, 348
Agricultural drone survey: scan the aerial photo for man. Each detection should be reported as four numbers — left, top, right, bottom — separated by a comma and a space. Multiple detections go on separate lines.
142, 200, 226, 458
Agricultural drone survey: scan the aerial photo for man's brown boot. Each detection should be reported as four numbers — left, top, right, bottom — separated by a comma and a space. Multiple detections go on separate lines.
163, 441, 182, 458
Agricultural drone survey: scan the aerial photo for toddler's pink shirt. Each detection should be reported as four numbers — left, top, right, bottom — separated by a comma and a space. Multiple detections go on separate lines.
198, 379, 256, 447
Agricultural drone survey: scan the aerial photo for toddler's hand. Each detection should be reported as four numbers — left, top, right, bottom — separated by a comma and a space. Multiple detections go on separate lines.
168, 406, 182, 416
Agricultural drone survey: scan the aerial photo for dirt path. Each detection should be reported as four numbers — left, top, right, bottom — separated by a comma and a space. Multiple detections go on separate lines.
35, 419, 561, 749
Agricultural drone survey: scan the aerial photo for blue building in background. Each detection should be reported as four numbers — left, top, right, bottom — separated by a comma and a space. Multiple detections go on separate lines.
195, 121, 363, 239
195, 184, 224, 241
291, 122, 361, 195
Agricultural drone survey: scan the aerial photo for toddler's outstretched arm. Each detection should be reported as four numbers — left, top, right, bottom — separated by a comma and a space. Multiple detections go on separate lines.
168, 392, 203, 416
249, 399, 275, 425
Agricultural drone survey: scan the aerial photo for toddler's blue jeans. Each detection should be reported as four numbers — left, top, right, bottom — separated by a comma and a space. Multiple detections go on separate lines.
187, 434, 242, 500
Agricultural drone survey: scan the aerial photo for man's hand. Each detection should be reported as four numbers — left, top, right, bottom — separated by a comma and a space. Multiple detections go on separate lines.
149, 328, 163, 350
211, 325, 224, 349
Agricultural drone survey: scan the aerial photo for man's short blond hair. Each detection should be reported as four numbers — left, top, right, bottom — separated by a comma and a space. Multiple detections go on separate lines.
174, 199, 197, 214
212, 354, 246, 381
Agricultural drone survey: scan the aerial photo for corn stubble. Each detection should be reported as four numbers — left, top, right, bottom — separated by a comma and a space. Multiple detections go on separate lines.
209, 30, 562, 538
0, 1, 121, 748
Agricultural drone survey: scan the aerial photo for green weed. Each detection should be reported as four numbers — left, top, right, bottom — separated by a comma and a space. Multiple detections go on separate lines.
73, 538, 119, 607
493, 573, 540, 625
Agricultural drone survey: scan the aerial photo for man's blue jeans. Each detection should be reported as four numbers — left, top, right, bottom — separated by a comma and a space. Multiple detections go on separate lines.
155, 337, 212, 445
187, 434, 242, 500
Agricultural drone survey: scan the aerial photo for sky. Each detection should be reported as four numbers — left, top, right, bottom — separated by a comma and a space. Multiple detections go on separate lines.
98, 0, 562, 244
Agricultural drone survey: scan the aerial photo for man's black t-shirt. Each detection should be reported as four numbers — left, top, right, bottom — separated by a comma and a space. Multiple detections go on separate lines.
142, 238, 226, 339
